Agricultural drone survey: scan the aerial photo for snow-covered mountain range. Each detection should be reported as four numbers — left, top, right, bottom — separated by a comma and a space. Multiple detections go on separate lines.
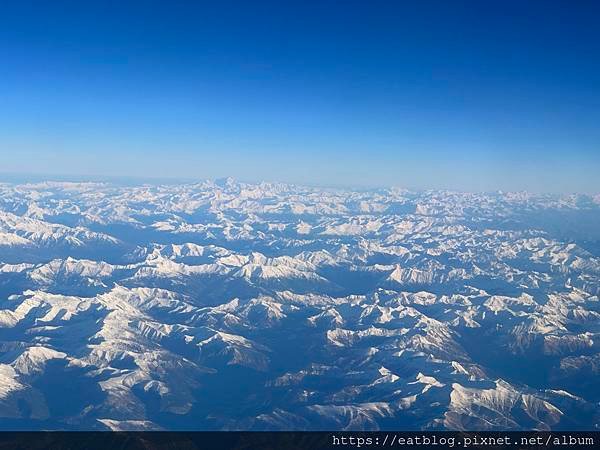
0, 179, 599, 430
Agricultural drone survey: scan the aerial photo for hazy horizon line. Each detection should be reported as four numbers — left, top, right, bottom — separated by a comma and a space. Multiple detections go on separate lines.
1, 170, 599, 197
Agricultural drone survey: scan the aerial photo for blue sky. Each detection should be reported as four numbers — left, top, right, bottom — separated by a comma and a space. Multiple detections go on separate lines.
1, 1, 599, 192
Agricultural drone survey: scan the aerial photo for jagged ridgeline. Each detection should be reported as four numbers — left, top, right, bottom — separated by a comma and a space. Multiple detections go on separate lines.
0, 179, 599, 430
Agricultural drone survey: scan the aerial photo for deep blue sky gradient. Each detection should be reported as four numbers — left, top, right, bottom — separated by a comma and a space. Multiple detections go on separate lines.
1, 1, 599, 192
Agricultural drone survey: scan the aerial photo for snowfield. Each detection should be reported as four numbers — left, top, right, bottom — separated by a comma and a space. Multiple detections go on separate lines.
0, 179, 599, 430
